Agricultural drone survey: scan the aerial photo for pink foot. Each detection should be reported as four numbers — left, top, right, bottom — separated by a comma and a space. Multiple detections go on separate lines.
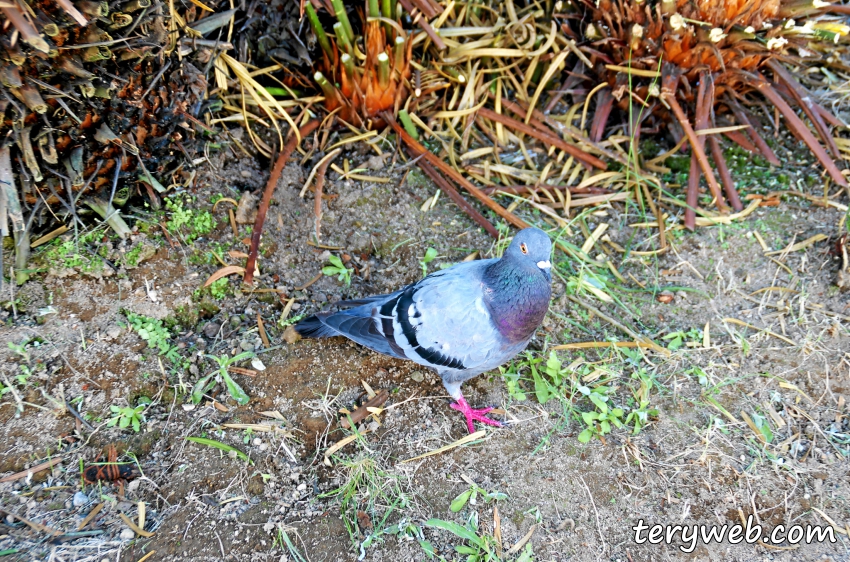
449, 395, 503, 433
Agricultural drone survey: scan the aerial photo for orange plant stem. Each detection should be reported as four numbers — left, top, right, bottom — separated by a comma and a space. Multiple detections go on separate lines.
244, 120, 319, 286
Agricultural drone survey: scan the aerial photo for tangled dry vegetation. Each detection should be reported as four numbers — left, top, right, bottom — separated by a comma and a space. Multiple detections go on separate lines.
0, 0, 848, 287
0, 1, 849, 560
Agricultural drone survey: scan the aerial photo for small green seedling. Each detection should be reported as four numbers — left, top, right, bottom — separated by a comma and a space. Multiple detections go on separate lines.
185, 436, 251, 463
450, 483, 507, 513
419, 247, 438, 277
576, 386, 624, 443
125, 312, 182, 364
424, 512, 534, 561
107, 405, 145, 433
624, 369, 659, 435
662, 328, 702, 351
191, 351, 253, 406
322, 255, 353, 286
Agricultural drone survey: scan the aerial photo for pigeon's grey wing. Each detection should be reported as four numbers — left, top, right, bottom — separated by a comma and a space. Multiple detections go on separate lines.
334, 290, 403, 309
379, 260, 506, 373
299, 298, 408, 359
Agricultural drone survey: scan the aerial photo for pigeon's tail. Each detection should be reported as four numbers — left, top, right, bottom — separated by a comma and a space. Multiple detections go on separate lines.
293, 314, 338, 339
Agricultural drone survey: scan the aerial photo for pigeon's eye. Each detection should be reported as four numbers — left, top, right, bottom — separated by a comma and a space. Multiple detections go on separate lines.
520, 243, 528, 255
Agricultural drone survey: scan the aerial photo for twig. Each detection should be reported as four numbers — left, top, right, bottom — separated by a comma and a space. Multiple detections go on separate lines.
579, 476, 607, 556
55, 0, 88, 26
65, 400, 96, 432
397, 0, 445, 50
339, 389, 390, 429
567, 295, 669, 356
414, 157, 498, 237
495, 95, 629, 168
482, 185, 612, 196
0, 458, 63, 483
477, 107, 606, 170
661, 70, 724, 229
243, 119, 319, 286
141, 59, 172, 101
383, 111, 526, 231
749, 71, 847, 187
312, 154, 335, 242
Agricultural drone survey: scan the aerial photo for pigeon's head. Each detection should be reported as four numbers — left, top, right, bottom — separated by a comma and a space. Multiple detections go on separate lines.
506, 227, 552, 280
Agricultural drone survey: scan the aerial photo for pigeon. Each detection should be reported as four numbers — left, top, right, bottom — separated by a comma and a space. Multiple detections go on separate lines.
294, 227, 552, 433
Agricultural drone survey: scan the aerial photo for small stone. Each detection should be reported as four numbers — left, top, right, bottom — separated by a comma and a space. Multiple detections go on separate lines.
106, 325, 121, 339
410, 371, 424, 382
259, 443, 268, 452
127, 480, 141, 493
119, 528, 135, 541
203, 322, 221, 338
5, 514, 14, 525
296, 483, 307, 492
253, 438, 263, 447
72, 491, 89, 507
240, 340, 253, 351
230, 316, 242, 329
283, 326, 301, 344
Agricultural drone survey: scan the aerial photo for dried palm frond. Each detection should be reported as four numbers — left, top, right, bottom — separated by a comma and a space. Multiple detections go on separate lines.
570, 0, 849, 227
306, 0, 415, 128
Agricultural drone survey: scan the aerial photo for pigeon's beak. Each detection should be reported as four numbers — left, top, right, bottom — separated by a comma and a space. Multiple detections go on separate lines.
537, 260, 551, 281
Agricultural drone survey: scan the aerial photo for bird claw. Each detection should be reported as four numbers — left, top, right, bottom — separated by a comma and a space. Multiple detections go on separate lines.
450, 396, 503, 433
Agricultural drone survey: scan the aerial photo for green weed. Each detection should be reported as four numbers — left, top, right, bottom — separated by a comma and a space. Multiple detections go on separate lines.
165, 196, 215, 243
322, 255, 353, 286
107, 404, 145, 433
319, 453, 412, 549
419, 247, 439, 277
191, 351, 253, 406
423, 513, 534, 561
125, 311, 182, 364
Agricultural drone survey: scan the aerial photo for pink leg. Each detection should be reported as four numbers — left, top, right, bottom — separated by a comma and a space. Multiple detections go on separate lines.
449, 394, 503, 433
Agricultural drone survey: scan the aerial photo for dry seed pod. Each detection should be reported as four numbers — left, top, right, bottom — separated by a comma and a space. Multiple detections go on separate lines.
4, 43, 26, 66
109, 12, 133, 29
122, 0, 151, 13
18, 83, 48, 114
37, 131, 58, 165
18, 127, 43, 182
58, 57, 95, 79
0, 64, 23, 88
77, 0, 108, 17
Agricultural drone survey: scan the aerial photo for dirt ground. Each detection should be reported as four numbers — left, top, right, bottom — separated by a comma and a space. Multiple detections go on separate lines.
1, 133, 849, 562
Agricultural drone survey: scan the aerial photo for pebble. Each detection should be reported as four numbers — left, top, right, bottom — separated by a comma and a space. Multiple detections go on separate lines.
253, 438, 263, 447
296, 483, 307, 492
72, 491, 89, 507
106, 325, 121, 339
410, 371, 424, 382
203, 322, 221, 338
119, 528, 135, 541
259, 443, 268, 452
230, 316, 242, 329
5, 514, 14, 525
240, 340, 253, 351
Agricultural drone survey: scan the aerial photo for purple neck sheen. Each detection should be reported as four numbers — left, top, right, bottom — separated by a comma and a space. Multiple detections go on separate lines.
483, 257, 551, 344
